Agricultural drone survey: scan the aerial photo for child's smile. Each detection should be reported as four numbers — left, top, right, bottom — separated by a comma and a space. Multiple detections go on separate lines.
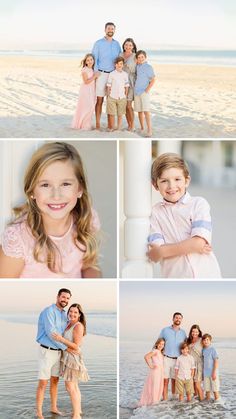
33, 160, 82, 225
202, 337, 211, 348
86, 56, 94, 68
156, 167, 190, 203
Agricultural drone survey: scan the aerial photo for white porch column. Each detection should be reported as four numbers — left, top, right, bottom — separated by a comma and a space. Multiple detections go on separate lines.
157, 139, 182, 155
0, 140, 42, 235
122, 141, 153, 278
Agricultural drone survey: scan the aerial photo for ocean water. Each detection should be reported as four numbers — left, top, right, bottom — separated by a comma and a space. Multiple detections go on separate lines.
0, 311, 117, 338
1, 49, 236, 67
120, 339, 236, 418
0, 313, 117, 419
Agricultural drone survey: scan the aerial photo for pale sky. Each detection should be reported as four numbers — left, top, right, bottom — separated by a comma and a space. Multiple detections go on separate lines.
0, 281, 117, 312
120, 281, 236, 339
0, 0, 235, 49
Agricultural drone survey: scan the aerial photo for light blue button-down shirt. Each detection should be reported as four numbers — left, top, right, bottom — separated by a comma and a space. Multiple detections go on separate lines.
92, 37, 122, 72
159, 326, 187, 357
134, 62, 155, 95
36, 304, 68, 350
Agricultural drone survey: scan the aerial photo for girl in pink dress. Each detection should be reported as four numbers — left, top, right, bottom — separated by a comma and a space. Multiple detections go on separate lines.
0, 142, 101, 278
139, 338, 165, 406
72, 53, 99, 130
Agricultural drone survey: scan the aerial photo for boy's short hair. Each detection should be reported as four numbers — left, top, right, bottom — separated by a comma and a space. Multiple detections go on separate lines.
114, 56, 125, 65
180, 342, 188, 351
202, 333, 212, 341
151, 153, 190, 185
136, 50, 147, 59
105, 22, 116, 29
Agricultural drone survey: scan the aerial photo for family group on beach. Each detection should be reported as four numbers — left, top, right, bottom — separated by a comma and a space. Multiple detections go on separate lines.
36, 288, 87, 419
71, 22, 155, 137
139, 312, 220, 407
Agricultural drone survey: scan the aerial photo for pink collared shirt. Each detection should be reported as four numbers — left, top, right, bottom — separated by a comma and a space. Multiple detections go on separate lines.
175, 354, 195, 380
107, 69, 129, 99
149, 192, 221, 278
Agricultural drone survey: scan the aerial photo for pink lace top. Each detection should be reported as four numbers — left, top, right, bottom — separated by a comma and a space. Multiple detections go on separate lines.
1, 211, 100, 278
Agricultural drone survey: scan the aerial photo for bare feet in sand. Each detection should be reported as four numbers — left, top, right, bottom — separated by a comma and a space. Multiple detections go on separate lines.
50, 409, 66, 416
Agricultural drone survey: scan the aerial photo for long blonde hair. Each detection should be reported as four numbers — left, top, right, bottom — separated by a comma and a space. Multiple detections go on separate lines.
13, 142, 98, 273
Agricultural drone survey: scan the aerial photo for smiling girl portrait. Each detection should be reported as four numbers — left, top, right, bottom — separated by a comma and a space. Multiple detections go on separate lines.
0, 140, 117, 278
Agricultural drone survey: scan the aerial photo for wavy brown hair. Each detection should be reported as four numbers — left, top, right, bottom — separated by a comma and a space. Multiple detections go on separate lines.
186, 324, 202, 345
68, 303, 87, 336
13, 142, 99, 273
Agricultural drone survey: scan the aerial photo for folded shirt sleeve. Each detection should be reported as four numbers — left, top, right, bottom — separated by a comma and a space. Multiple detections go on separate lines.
191, 198, 212, 244
148, 211, 165, 245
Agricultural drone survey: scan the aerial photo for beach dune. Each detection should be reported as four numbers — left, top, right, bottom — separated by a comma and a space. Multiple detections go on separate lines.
0, 55, 235, 138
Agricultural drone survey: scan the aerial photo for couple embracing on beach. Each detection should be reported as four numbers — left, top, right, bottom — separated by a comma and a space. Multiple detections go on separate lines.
36, 288, 88, 419
139, 312, 220, 407
71, 22, 155, 137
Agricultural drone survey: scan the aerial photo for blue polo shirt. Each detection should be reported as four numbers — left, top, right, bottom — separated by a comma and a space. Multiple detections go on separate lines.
134, 62, 155, 95
92, 37, 122, 72
36, 303, 67, 350
159, 326, 187, 357
203, 345, 219, 377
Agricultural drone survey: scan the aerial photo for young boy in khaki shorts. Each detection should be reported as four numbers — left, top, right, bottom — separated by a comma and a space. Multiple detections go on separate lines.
134, 50, 155, 137
106, 56, 129, 131
175, 342, 195, 402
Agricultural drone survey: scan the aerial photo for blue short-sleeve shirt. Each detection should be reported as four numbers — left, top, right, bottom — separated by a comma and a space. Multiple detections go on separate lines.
203, 345, 219, 377
159, 326, 187, 357
134, 62, 155, 95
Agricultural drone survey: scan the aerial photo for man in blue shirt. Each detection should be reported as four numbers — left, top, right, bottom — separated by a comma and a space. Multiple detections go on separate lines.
159, 312, 187, 400
36, 288, 71, 419
92, 22, 122, 129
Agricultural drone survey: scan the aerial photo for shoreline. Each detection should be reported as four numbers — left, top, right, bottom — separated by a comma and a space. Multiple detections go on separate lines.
1, 52, 236, 68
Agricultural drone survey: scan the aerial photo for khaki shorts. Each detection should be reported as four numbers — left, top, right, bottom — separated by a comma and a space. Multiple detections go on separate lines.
164, 356, 177, 379
134, 91, 150, 112
175, 378, 194, 395
96, 72, 110, 97
106, 96, 127, 116
38, 345, 61, 380
204, 376, 220, 392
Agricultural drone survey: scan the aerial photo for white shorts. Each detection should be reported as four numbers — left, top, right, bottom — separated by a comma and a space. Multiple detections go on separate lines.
38, 345, 61, 380
96, 72, 110, 97
134, 91, 150, 112
164, 356, 177, 379
204, 376, 220, 392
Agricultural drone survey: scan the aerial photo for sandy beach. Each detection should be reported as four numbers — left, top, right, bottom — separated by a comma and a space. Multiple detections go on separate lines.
0, 55, 235, 138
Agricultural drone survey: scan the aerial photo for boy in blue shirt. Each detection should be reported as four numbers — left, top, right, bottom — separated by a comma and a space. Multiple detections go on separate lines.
202, 333, 220, 401
134, 50, 155, 137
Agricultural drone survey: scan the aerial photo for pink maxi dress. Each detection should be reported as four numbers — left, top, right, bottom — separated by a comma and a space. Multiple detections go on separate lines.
72, 66, 96, 130
139, 349, 164, 406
